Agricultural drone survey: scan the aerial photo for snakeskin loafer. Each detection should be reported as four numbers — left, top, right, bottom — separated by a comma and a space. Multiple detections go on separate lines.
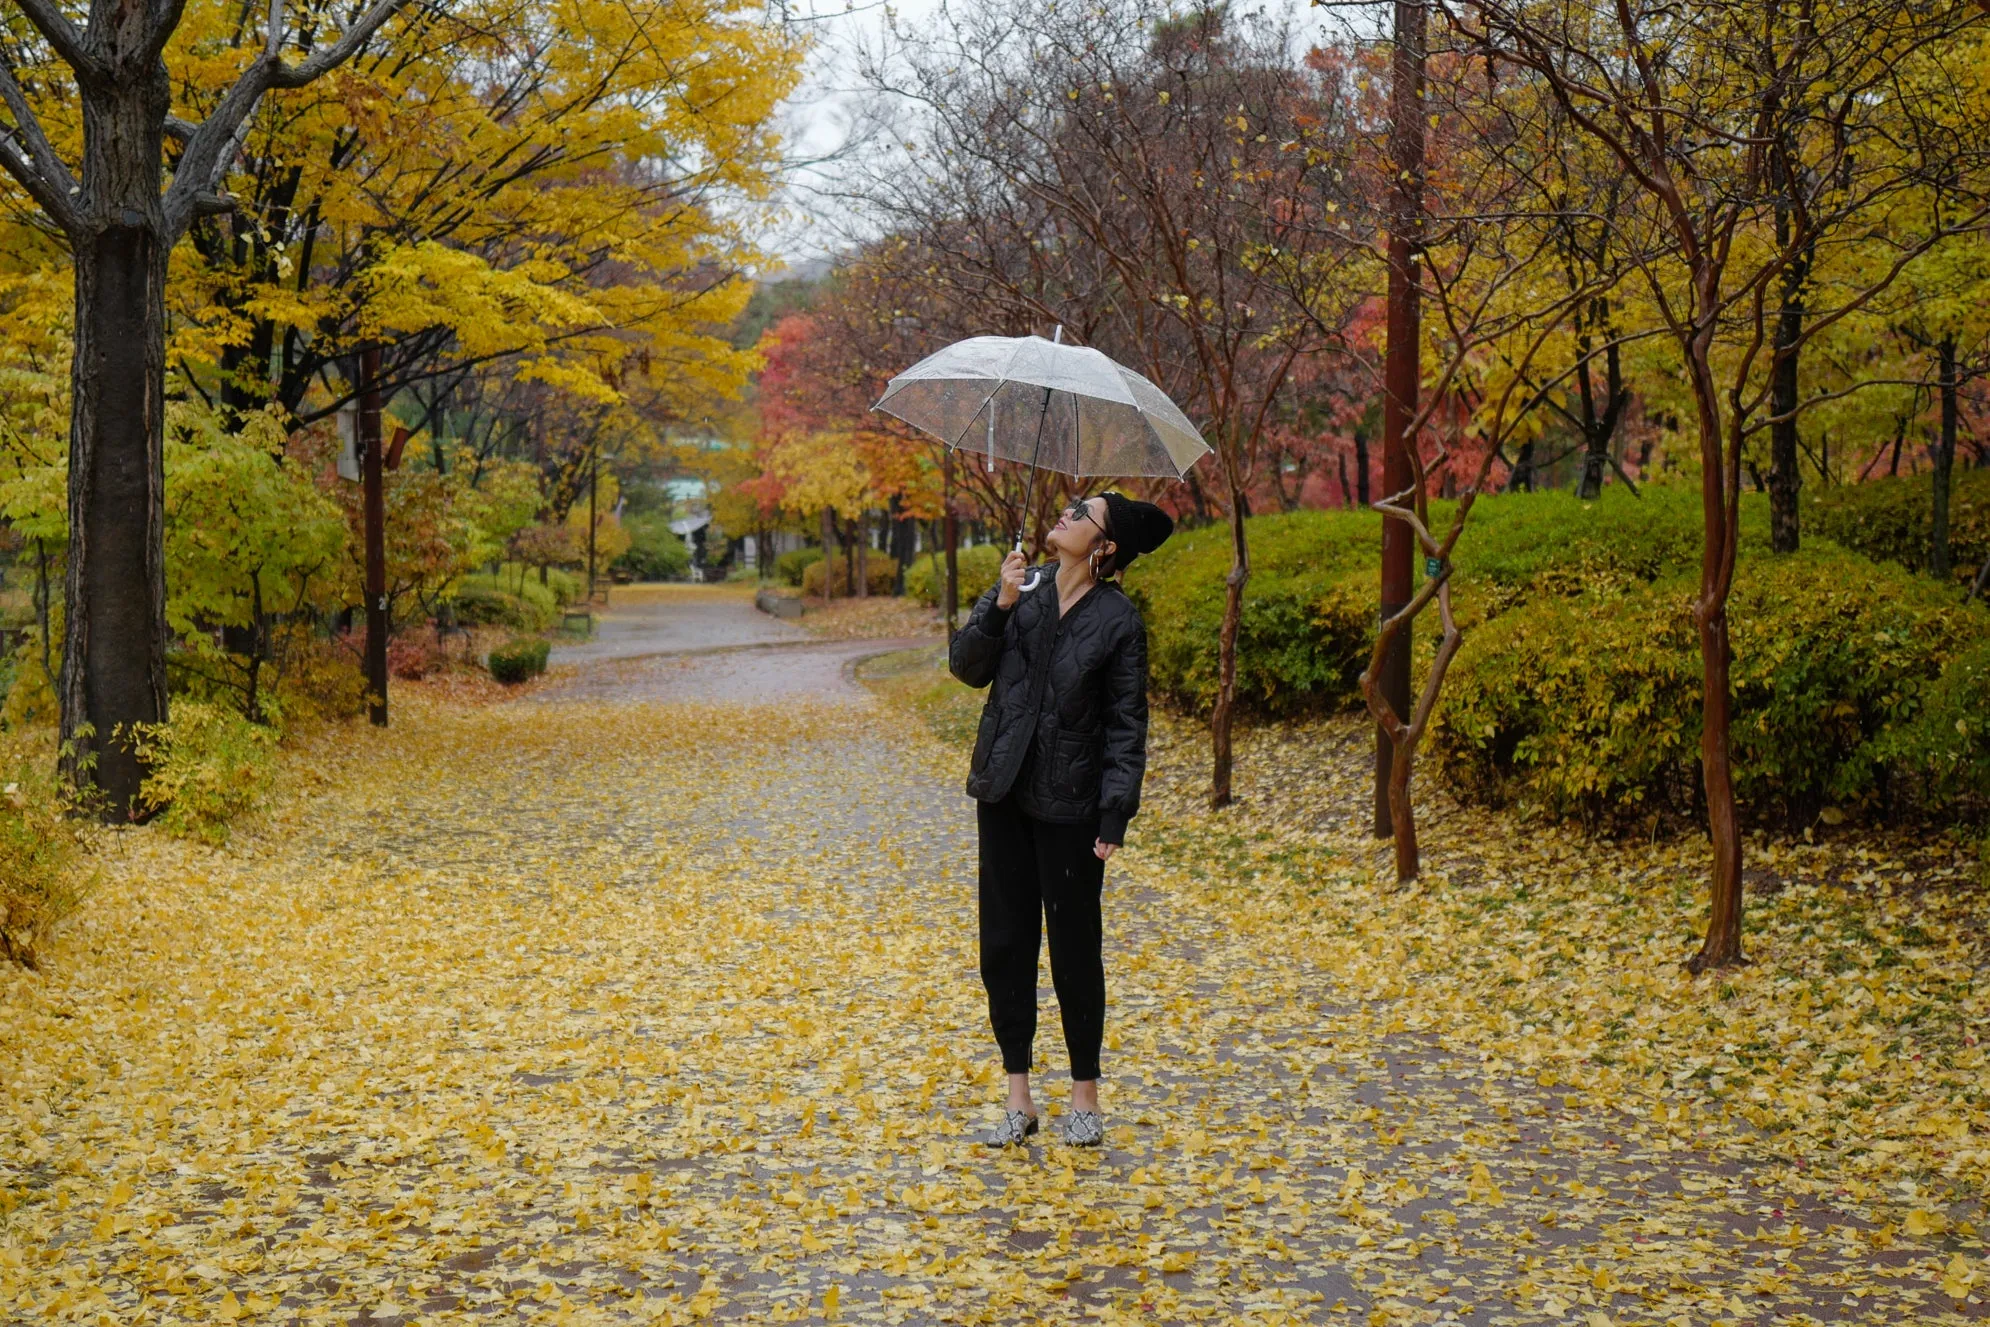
986, 1109, 1040, 1148
1059, 1109, 1105, 1147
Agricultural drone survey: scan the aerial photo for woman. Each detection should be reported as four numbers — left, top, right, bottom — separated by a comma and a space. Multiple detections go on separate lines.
949, 491, 1175, 1148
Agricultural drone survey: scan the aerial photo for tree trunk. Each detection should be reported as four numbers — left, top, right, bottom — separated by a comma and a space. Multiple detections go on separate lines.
1386, 721, 1418, 882
1687, 597, 1746, 972
60, 218, 170, 817
361, 348, 388, 727
1508, 438, 1536, 492
1377, 0, 1424, 838
1684, 338, 1747, 972
1353, 429, 1372, 506
889, 496, 915, 594
1934, 334, 1958, 580
819, 507, 837, 603
855, 514, 870, 599
1208, 484, 1250, 808
1768, 266, 1806, 553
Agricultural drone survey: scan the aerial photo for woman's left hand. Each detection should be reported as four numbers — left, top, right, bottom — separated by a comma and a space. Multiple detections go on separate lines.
1094, 840, 1117, 861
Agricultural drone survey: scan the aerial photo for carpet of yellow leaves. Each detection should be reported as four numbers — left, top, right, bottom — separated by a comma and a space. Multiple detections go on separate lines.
796, 597, 945, 642
1, 640, 1985, 1325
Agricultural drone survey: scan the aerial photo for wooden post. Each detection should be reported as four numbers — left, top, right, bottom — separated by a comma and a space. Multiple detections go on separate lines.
1376, 0, 1425, 837
360, 347, 388, 728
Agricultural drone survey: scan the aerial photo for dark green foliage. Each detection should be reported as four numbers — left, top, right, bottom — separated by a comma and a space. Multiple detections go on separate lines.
774, 547, 824, 587
1123, 509, 1379, 715
903, 543, 1004, 608
1808, 468, 1989, 587
1450, 487, 1771, 621
1872, 636, 1990, 806
488, 637, 551, 684
616, 516, 692, 581
452, 583, 551, 632
802, 552, 899, 598
1434, 544, 1990, 825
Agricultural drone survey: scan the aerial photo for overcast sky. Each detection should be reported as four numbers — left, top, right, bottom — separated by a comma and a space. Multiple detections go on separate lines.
758, 0, 949, 269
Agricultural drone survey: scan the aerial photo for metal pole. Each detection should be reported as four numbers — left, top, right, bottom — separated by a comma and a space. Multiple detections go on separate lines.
360, 347, 388, 728
1376, 0, 1425, 836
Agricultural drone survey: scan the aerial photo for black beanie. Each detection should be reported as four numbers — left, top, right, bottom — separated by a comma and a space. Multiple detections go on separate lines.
1099, 492, 1175, 569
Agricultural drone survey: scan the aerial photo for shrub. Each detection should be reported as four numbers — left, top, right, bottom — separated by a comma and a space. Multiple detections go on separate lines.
904, 543, 1006, 608
1451, 486, 1770, 621
388, 633, 445, 680
1808, 467, 1989, 588
0, 757, 92, 970
451, 571, 558, 631
616, 515, 692, 581
1117, 491, 1759, 717
488, 637, 551, 684
1124, 509, 1381, 715
774, 546, 824, 587
1871, 636, 1990, 807
1433, 544, 1990, 826
134, 700, 281, 846
802, 552, 900, 598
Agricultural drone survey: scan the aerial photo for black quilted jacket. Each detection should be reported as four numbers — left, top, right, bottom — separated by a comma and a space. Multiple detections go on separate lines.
948, 567, 1150, 843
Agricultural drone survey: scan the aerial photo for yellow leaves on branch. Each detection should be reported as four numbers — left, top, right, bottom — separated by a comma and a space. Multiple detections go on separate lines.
158, 0, 804, 416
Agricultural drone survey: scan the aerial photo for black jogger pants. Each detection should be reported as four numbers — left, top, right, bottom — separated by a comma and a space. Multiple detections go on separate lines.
977, 795, 1106, 1082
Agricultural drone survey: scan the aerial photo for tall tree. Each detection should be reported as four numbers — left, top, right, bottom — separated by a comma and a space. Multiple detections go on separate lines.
862, 0, 1372, 805
1448, 0, 1990, 969
0, 0, 410, 812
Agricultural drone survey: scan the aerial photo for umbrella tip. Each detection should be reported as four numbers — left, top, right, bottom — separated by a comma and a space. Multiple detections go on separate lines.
1053, 325, 1064, 344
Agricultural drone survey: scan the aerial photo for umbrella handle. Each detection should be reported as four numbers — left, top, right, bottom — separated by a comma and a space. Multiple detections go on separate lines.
1016, 535, 1046, 594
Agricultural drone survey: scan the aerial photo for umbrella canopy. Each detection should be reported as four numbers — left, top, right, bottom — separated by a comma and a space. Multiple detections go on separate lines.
872, 334, 1210, 479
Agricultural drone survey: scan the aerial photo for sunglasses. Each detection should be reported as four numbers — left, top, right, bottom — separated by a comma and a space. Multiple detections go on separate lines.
1064, 499, 1104, 532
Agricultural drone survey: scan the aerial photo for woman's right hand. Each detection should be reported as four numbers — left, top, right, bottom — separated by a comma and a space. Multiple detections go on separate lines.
995, 550, 1029, 609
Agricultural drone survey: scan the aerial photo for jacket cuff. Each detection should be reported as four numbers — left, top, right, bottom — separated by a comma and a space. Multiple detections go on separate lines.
1098, 808, 1131, 846
979, 603, 1012, 636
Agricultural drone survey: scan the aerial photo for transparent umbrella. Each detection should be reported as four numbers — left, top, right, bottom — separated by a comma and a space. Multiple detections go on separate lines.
872, 328, 1210, 588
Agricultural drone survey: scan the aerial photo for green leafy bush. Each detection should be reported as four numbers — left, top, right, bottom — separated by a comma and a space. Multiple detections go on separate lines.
616, 515, 692, 581
1808, 467, 1988, 588
488, 637, 551, 684
1124, 509, 1380, 715
1871, 636, 1990, 806
1451, 486, 1770, 621
802, 552, 900, 598
774, 547, 824, 586
1433, 544, 1990, 825
450, 567, 574, 631
903, 543, 1005, 608
0, 755, 92, 969
134, 700, 281, 846
1118, 490, 1760, 717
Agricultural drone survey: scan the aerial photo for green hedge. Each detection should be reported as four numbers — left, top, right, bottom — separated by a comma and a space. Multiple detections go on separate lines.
1121, 490, 1755, 715
452, 566, 581, 631
802, 552, 899, 598
904, 543, 1005, 608
774, 547, 823, 587
1808, 467, 1988, 588
616, 516, 692, 581
1123, 509, 1379, 715
1433, 543, 1990, 824
1450, 486, 1769, 621
488, 637, 551, 684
